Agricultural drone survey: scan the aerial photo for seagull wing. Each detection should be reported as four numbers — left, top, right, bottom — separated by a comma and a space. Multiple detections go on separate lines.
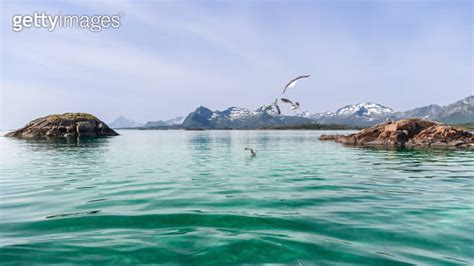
244, 147, 256, 155
280, 98, 293, 104
282, 75, 311, 94
275, 102, 281, 114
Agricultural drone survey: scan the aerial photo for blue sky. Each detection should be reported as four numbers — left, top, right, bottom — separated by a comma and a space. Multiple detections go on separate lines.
1, 0, 472, 129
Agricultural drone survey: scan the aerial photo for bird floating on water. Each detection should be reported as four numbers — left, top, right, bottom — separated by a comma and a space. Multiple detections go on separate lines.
281, 98, 300, 111
282, 75, 310, 94
244, 147, 256, 156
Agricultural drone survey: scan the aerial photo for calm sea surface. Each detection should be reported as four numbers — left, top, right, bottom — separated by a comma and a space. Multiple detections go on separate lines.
1, 130, 473, 265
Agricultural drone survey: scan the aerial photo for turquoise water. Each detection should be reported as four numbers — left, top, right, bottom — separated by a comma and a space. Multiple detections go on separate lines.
1, 130, 473, 265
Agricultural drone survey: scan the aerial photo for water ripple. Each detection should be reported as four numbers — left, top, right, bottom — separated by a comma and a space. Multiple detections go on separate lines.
1, 130, 473, 264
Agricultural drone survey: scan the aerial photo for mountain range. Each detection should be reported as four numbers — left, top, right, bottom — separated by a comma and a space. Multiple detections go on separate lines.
297, 96, 473, 126
182, 96, 473, 129
394, 96, 473, 124
182, 106, 309, 129
143, 116, 184, 128
110, 96, 473, 129
109, 116, 184, 129
109, 116, 144, 128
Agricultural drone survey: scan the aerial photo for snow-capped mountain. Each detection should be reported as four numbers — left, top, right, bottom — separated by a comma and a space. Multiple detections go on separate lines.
297, 111, 335, 120
336, 102, 393, 116
183, 106, 310, 129
391, 96, 473, 123
394, 104, 443, 120
164, 116, 185, 125
430, 96, 474, 124
295, 102, 393, 126
144, 116, 185, 128
109, 116, 143, 128
116, 96, 473, 130
298, 96, 473, 126
218, 107, 259, 120
183, 96, 473, 129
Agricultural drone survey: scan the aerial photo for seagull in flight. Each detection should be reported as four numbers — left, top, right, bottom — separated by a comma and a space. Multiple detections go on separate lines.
281, 98, 300, 111
259, 99, 281, 115
244, 147, 256, 156
273, 98, 281, 115
282, 75, 310, 94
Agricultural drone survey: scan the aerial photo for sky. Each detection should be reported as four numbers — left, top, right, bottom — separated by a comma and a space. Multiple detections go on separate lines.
0, 0, 472, 129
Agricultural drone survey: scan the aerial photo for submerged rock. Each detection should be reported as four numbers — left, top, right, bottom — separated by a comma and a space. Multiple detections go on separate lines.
318, 134, 344, 141
5, 113, 119, 138
319, 118, 473, 148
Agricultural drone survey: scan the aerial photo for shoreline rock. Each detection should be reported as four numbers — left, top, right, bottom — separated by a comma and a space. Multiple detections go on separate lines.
5, 113, 119, 138
319, 118, 473, 148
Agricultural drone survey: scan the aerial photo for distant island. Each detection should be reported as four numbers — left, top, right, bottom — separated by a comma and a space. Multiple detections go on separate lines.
108, 116, 144, 128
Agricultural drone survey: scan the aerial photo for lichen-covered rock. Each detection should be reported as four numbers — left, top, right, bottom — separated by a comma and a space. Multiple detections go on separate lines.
319, 118, 473, 148
5, 113, 118, 138
407, 125, 473, 147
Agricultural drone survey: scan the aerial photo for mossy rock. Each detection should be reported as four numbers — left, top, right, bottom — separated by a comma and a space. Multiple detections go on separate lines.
47, 113, 98, 121
6, 113, 118, 138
